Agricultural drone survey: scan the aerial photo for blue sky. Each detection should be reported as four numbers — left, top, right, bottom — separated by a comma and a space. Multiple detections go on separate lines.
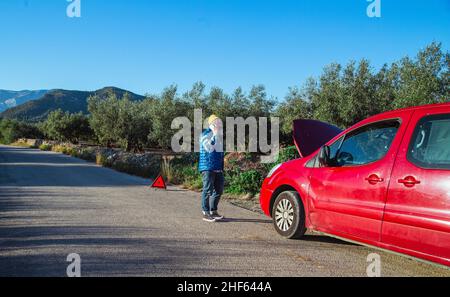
0, 0, 449, 100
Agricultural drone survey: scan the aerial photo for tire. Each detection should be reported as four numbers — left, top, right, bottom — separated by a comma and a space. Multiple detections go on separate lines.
271, 191, 306, 239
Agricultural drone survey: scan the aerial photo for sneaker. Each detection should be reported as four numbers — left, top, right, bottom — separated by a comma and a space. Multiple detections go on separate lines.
210, 211, 224, 220
203, 213, 216, 222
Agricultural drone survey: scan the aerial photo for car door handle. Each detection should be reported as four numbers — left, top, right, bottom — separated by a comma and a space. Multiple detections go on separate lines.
398, 176, 421, 188
365, 174, 384, 185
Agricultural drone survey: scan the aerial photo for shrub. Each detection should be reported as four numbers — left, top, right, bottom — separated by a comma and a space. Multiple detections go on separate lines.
88, 93, 152, 151
76, 148, 97, 161
10, 140, 31, 148
277, 146, 300, 163
39, 144, 52, 151
225, 169, 263, 195
96, 152, 109, 166
162, 153, 202, 189
0, 119, 43, 144
54, 145, 75, 156
52, 144, 70, 154
64, 147, 75, 156
170, 164, 202, 189
165, 154, 197, 182
40, 110, 94, 144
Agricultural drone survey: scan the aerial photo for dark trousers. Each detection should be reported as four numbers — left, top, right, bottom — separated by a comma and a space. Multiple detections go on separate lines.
201, 171, 224, 213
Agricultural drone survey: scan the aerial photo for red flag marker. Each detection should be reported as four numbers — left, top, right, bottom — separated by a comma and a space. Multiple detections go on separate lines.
151, 175, 167, 190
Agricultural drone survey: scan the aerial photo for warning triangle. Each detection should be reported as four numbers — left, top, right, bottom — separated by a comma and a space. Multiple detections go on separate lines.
151, 175, 167, 190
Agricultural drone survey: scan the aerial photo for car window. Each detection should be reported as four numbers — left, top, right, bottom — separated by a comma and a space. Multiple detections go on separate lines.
329, 135, 344, 160
330, 120, 400, 167
305, 155, 317, 168
408, 113, 450, 170
305, 135, 343, 168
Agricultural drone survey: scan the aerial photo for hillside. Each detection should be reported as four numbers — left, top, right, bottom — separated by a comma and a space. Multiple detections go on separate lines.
0, 90, 49, 113
0, 87, 144, 122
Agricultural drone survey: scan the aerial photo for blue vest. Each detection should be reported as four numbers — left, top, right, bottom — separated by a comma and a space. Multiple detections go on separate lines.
198, 129, 224, 172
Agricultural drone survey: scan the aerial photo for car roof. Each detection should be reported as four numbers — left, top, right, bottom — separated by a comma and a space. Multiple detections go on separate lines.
377, 102, 450, 117
356, 102, 450, 124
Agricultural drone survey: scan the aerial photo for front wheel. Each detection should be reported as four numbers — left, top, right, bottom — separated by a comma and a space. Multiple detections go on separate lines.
272, 191, 306, 239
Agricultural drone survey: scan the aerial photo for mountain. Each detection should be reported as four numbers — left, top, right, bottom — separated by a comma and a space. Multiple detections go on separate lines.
0, 87, 145, 122
0, 90, 49, 113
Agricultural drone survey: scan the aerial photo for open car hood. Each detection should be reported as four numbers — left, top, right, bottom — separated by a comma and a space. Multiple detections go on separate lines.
293, 119, 343, 158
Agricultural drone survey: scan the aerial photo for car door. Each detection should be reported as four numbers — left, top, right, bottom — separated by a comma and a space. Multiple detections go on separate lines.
308, 112, 411, 243
382, 106, 450, 264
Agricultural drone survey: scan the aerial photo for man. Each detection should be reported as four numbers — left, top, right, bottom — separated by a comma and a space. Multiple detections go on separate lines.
199, 115, 225, 222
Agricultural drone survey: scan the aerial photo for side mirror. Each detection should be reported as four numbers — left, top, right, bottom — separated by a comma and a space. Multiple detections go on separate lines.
318, 145, 331, 167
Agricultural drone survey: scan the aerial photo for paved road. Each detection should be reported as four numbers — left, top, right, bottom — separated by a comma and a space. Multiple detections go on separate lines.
0, 145, 449, 277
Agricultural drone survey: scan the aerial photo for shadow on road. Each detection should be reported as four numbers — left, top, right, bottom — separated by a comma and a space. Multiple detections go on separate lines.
0, 188, 98, 213
0, 225, 191, 277
0, 224, 261, 277
218, 217, 272, 224
300, 234, 356, 245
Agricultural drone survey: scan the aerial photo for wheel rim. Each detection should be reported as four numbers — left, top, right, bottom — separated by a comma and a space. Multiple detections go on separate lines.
275, 198, 294, 232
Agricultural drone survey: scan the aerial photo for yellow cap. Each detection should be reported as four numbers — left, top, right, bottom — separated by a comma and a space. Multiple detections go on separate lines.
208, 114, 220, 126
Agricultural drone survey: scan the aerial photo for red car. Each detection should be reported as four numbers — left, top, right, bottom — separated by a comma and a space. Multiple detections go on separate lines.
260, 103, 450, 267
